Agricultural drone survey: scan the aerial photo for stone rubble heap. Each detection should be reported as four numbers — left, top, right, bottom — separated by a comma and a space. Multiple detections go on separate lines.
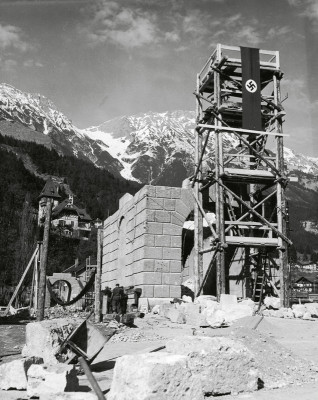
262, 297, 318, 320
44, 305, 92, 320
157, 294, 255, 328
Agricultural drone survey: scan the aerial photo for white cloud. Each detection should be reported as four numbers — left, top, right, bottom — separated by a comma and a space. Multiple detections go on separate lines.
80, 2, 159, 49
23, 59, 44, 68
287, 0, 318, 26
80, 2, 294, 51
0, 24, 31, 52
267, 26, 291, 40
0, 58, 18, 72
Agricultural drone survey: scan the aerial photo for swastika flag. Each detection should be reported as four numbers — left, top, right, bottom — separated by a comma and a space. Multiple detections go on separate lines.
241, 46, 262, 131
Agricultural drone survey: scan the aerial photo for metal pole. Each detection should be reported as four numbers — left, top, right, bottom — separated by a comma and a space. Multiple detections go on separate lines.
95, 228, 103, 323
78, 357, 105, 400
37, 198, 52, 321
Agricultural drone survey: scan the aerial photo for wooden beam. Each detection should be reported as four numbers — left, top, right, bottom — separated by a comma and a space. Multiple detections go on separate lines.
217, 181, 292, 245
225, 236, 279, 246
193, 93, 281, 176
197, 248, 218, 296
37, 198, 53, 321
225, 190, 277, 233
192, 191, 218, 240
191, 130, 210, 188
4, 245, 39, 316
197, 124, 288, 137
194, 72, 204, 296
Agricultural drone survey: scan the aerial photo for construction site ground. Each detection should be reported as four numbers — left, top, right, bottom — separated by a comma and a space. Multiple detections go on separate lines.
1, 314, 318, 399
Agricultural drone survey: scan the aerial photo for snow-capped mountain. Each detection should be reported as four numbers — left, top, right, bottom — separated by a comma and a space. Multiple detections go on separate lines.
0, 83, 318, 186
0, 83, 123, 177
83, 111, 211, 184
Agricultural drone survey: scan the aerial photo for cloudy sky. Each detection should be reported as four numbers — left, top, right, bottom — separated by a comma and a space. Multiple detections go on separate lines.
0, 0, 317, 155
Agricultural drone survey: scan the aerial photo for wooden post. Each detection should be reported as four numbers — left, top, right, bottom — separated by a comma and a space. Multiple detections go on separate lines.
274, 72, 289, 307
4, 245, 39, 316
37, 198, 52, 321
214, 44, 226, 298
95, 228, 103, 323
194, 73, 203, 296
33, 241, 42, 312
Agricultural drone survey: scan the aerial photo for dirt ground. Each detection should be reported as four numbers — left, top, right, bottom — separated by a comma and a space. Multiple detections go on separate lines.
1, 314, 318, 399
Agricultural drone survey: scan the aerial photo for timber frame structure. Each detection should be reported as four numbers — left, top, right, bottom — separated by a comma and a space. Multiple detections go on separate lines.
192, 44, 291, 306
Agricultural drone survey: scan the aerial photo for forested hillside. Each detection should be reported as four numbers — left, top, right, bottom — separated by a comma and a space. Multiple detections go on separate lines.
0, 134, 141, 286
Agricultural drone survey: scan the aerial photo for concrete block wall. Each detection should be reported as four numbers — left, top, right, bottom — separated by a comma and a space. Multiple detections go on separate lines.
101, 185, 193, 300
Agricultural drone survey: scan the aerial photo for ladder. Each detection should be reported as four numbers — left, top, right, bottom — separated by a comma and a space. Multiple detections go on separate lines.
252, 251, 268, 308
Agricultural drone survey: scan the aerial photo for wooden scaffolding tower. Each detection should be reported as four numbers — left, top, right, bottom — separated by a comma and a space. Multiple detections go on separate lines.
193, 44, 292, 306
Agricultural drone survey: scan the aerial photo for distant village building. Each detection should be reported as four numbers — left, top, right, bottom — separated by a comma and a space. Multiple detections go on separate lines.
292, 262, 318, 271
293, 277, 314, 293
51, 194, 92, 239
38, 180, 92, 240
38, 179, 61, 226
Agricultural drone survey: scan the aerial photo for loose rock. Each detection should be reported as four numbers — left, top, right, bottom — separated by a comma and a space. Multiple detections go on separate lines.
165, 335, 259, 396
108, 352, 204, 400
0, 356, 43, 390
27, 363, 79, 398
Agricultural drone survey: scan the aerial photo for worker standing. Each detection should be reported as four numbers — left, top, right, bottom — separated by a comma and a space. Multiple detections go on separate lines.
111, 283, 123, 314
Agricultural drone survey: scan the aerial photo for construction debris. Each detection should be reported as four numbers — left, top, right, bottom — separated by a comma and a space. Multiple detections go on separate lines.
40, 393, 98, 400
262, 302, 318, 320
108, 352, 204, 400
158, 294, 254, 328
165, 335, 259, 396
45, 305, 92, 320
0, 356, 43, 390
27, 363, 79, 398
22, 318, 78, 363
196, 323, 318, 389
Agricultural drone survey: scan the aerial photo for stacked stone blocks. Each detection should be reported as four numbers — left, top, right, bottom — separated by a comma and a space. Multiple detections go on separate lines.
102, 185, 193, 299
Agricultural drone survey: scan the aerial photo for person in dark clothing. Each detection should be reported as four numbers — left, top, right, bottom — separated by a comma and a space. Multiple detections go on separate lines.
111, 283, 123, 314
120, 288, 128, 315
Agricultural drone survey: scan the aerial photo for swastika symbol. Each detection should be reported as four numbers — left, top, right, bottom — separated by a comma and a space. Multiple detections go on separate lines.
245, 79, 257, 93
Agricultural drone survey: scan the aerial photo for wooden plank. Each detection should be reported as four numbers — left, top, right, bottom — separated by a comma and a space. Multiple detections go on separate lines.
197, 124, 288, 137
194, 72, 204, 295
224, 168, 275, 178
225, 221, 278, 226
225, 236, 279, 246
226, 57, 278, 68
37, 198, 53, 321
221, 44, 277, 56
4, 245, 39, 316
219, 181, 292, 245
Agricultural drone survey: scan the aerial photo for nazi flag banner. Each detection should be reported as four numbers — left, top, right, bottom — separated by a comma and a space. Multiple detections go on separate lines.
240, 46, 262, 131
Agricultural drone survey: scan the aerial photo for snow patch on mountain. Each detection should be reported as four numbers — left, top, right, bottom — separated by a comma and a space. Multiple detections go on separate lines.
284, 147, 318, 175
0, 82, 317, 185
83, 111, 199, 183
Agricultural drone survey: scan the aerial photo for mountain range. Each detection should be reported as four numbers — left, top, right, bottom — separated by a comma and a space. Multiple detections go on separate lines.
1, 83, 318, 186
1, 83, 318, 256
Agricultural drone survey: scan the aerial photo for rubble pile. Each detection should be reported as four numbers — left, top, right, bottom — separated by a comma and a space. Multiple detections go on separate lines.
109, 327, 166, 343
158, 294, 255, 328
262, 299, 318, 320
22, 318, 78, 364
44, 305, 92, 320
197, 324, 318, 389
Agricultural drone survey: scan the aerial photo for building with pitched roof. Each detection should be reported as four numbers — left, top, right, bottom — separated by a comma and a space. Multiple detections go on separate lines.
38, 178, 61, 226
51, 194, 92, 239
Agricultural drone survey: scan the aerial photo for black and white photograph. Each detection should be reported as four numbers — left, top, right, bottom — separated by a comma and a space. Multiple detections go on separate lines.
0, 0, 318, 399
